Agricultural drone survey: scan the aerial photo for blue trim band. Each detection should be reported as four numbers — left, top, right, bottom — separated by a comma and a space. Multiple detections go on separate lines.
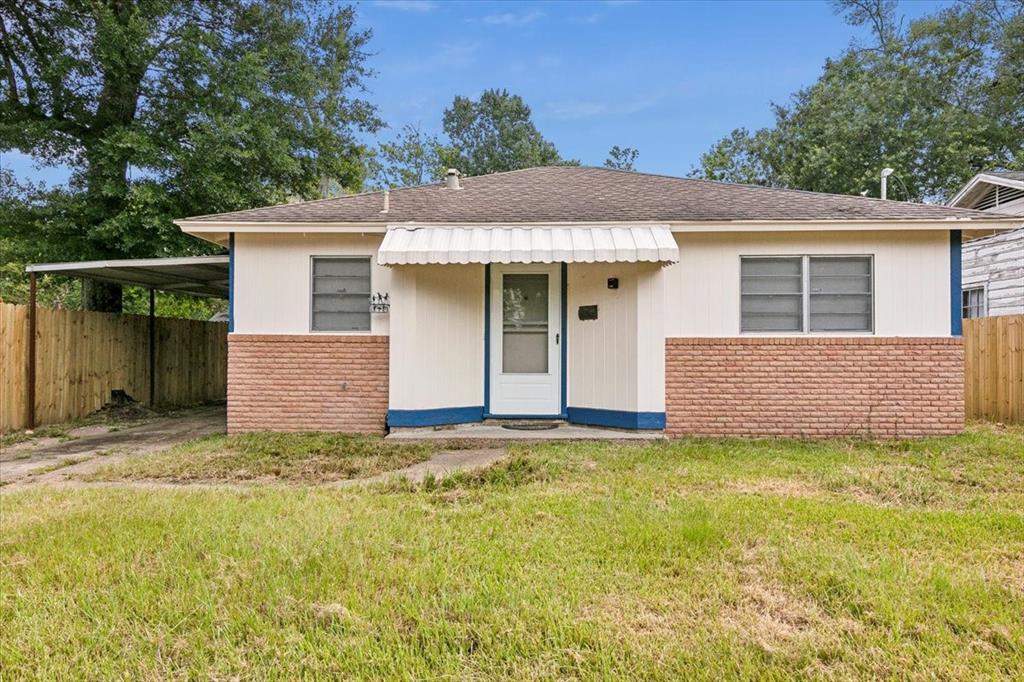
950, 230, 962, 336
483, 264, 490, 415
560, 262, 568, 416
228, 233, 235, 333
388, 406, 484, 428
567, 407, 666, 430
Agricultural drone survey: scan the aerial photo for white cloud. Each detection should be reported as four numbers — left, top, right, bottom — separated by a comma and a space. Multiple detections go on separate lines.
546, 95, 661, 121
373, 0, 436, 12
481, 10, 544, 27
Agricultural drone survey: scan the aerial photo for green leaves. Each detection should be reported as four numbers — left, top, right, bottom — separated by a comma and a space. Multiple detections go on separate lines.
441, 89, 570, 177
695, 1, 1024, 202
0, 1, 380, 309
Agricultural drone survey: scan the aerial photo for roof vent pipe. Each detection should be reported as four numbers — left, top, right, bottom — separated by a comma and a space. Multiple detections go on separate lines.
880, 167, 894, 200
445, 168, 461, 190
381, 188, 390, 213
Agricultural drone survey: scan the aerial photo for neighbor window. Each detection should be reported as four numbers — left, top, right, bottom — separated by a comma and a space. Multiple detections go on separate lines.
741, 255, 873, 333
962, 286, 986, 319
311, 257, 371, 332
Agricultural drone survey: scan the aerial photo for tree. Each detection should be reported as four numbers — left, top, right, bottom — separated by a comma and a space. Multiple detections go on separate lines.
693, 0, 1024, 202
604, 146, 640, 171
442, 89, 574, 176
370, 124, 451, 188
0, 1, 380, 311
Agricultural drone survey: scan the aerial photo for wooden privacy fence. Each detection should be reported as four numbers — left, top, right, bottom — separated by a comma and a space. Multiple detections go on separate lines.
964, 314, 1023, 424
1, 302, 227, 433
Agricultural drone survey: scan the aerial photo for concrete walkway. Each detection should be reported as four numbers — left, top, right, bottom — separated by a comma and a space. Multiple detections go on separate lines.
0, 405, 225, 489
387, 422, 664, 441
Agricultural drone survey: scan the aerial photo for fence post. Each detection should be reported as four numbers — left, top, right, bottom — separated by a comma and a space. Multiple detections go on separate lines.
27, 272, 36, 429
149, 289, 156, 406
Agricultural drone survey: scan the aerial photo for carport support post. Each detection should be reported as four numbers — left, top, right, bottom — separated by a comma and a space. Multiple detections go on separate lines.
27, 272, 37, 429
148, 289, 156, 406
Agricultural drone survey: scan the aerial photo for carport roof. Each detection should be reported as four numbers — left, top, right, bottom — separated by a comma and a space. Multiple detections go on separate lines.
25, 256, 229, 299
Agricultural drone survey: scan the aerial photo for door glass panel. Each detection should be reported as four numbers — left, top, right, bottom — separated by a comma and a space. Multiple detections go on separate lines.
502, 274, 548, 373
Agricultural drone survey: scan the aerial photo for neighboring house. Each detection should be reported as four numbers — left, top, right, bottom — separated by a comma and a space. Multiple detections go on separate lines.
176, 167, 1019, 438
948, 171, 1024, 318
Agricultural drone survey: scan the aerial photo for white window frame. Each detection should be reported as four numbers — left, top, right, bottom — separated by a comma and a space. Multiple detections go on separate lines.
740, 254, 875, 335
309, 255, 372, 334
961, 285, 987, 319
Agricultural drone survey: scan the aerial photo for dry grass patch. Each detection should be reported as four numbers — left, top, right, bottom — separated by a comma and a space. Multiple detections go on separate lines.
82, 432, 438, 483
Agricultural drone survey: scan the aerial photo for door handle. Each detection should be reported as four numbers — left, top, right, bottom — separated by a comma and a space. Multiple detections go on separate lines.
555, 333, 559, 345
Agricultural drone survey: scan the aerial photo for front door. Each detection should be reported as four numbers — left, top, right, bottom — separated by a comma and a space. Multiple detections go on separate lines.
489, 263, 561, 416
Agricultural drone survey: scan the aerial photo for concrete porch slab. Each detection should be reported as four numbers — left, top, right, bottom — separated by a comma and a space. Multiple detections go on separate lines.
386, 422, 665, 441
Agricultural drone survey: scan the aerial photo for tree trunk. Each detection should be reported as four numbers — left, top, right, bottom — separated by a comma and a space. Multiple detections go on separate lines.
83, 279, 123, 313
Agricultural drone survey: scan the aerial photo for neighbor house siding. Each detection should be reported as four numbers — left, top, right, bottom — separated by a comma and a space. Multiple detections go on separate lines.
962, 229, 1024, 317
663, 230, 952, 337
233, 233, 392, 335
228, 334, 388, 434
665, 337, 963, 438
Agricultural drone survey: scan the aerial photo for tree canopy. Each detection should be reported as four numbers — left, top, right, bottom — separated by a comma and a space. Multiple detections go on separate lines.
604, 146, 639, 171
0, 0, 380, 310
441, 89, 575, 177
693, 0, 1024, 202
369, 89, 576, 188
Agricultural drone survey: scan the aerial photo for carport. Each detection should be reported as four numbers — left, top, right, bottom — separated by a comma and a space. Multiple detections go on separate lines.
22, 256, 229, 428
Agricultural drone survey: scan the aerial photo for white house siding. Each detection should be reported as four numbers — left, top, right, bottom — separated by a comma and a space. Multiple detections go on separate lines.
565, 263, 665, 415
663, 230, 952, 337
962, 229, 1024, 316
567, 263, 637, 412
387, 265, 485, 411
233, 233, 392, 335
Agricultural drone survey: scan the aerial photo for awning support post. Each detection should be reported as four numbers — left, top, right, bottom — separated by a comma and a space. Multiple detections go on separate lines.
148, 289, 156, 406
27, 272, 37, 429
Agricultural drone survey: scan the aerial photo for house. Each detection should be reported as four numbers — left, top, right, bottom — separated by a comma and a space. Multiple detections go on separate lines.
947, 171, 1024, 318
176, 166, 1020, 438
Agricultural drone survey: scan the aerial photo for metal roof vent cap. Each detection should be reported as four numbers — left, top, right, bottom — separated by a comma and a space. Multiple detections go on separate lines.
445, 168, 461, 190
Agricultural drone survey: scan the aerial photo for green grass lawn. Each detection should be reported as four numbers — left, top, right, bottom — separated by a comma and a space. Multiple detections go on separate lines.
84, 432, 438, 483
2, 425, 1022, 679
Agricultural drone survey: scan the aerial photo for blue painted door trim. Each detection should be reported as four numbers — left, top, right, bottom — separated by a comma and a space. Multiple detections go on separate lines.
388, 406, 484, 428
483, 263, 491, 415
228, 233, 235, 333
950, 230, 962, 336
560, 262, 568, 416
567, 407, 666, 430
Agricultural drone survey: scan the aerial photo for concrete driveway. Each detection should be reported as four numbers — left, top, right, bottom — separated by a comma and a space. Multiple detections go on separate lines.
0, 404, 225, 489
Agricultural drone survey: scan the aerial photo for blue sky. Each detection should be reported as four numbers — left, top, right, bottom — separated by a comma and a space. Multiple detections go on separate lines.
3, 0, 949, 186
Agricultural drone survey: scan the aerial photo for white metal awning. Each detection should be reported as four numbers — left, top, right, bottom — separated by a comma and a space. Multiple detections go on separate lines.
377, 225, 679, 265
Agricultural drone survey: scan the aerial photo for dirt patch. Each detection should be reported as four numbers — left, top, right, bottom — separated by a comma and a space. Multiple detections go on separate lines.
1, 404, 225, 489
719, 542, 861, 655
724, 478, 825, 500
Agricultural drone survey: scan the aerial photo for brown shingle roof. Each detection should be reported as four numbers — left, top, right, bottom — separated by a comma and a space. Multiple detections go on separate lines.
180, 166, 997, 224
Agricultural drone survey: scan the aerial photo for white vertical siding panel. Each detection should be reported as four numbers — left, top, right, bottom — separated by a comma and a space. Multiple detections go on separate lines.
635, 264, 666, 412
567, 263, 639, 412
388, 265, 484, 410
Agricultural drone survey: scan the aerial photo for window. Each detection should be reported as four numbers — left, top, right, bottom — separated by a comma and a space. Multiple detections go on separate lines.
741, 255, 873, 333
311, 257, 371, 332
962, 286, 986, 319
740, 257, 804, 332
808, 256, 873, 332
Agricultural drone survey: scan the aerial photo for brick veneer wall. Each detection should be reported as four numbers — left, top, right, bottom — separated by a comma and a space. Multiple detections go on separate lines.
228, 334, 388, 434
665, 337, 964, 438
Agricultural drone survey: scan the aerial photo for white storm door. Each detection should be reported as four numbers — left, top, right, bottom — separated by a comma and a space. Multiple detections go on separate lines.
489, 264, 561, 416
